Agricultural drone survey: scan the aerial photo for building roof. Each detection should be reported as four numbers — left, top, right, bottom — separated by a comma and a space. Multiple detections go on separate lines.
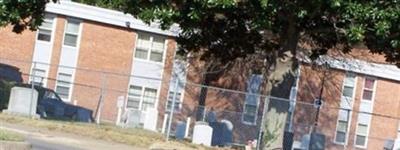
46, 0, 180, 37
304, 55, 400, 82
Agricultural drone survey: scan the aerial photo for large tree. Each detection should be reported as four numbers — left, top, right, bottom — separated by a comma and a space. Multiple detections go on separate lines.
2, 0, 400, 149
123, 1, 400, 149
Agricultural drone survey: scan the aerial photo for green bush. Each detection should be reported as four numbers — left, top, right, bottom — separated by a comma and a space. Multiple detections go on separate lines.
0, 80, 15, 111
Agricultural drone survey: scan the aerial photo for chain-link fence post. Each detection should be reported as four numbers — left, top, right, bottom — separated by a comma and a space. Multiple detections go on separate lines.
29, 62, 37, 118
166, 77, 179, 141
95, 72, 106, 124
256, 95, 270, 150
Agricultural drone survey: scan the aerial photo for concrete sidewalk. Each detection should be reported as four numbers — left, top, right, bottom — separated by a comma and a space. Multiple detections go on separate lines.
0, 122, 146, 150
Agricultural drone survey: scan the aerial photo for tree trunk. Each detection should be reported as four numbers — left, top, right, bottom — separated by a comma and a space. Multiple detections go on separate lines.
261, 17, 300, 150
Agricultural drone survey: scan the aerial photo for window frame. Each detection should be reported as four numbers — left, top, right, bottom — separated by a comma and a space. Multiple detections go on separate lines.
36, 14, 56, 43
165, 91, 183, 112
62, 18, 81, 48
334, 72, 357, 145
241, 74, 263, 126
134, 33, 167, 63
354, 76, 377, 148
126, 85, 158, 111
55, 72, 73, 101
30, 68, 47, 87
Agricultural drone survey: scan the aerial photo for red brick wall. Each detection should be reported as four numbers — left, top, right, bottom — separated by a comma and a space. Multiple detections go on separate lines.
47, 16, 66, 89
0, 25, 36, 81
295, 64, 400, 149
156, 38, 177, 129
73, 20, 136, 122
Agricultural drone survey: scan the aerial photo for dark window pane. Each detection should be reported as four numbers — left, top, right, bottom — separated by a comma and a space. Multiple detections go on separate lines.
150, 51, 163, 62
343, 86, 354, 97
355, 135, 366, 146
364, 78, 374, 89
243, 114, 256, 123
362, 90, 373, 100
56, 86, 70, 99
64, 34, 78, 47
135, 48, 148, 59
335, 131, 346, 143
38, 29, 51, 41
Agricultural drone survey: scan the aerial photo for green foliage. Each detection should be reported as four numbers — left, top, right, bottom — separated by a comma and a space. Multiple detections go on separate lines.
0, 80, 15, 110
0, 0, 57, 33
121, 0, 400, 66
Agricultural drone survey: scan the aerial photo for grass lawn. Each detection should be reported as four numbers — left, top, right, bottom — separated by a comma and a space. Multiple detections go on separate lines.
0, 129, 24, 142
0, 113, 217, 149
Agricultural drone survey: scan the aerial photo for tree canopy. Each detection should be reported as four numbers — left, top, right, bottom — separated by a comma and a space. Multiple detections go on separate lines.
123, 0, 400, 66
0, 0, 56, 33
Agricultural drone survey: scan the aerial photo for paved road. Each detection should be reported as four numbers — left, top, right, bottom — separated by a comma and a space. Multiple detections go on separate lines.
0, 123, 144, 150
27, 137, 83, 150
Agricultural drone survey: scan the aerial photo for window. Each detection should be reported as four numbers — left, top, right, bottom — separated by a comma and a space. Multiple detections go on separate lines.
355, 77, 376, 147
335, 73, 356, 144
166, 91, 182, 112
242, 74, 263, 125
126, 85, 158, 111
37, 16, 54, 42
134, 34, 165, 62
127, 86, 142, 109
63, 20, 80, 47
142, 88, 157, 111
30, 68, 46, 86
55, 73, 72, 100
243, 104, 257, 123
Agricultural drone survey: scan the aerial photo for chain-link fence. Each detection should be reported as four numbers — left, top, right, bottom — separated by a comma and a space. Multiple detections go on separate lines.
1, 57, 400, 150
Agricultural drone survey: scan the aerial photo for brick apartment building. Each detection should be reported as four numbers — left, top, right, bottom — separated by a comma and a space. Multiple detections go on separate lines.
291, 52, 400, 149
0, 0, 179, 132
1, 1, 400, 149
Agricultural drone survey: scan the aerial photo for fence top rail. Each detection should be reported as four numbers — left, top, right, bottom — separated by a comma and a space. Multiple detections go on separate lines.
1, 57, 316, 106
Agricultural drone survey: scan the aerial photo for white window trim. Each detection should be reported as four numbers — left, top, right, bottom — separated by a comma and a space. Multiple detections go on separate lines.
54, 72, 73, 102
241, 74, 262, 126
334, 72, 357, 145
165, 90, 184, 112
133, 32, 168, 64
35, 13, 57, 44
29, 68, 48, 87
125, 85, 159, 111
354, 76, 377, 148
31, 13, 57, 87
55, 17, 83, 103
61, 18, 82, 48
241, 102, 259, 126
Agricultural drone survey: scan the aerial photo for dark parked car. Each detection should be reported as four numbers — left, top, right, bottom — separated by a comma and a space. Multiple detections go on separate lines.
0, 63, 93, 122
18, 84, 94, 122
0, 63, 23, 82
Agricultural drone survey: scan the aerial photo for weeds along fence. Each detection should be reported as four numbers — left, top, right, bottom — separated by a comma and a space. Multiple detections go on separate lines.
1, 57, 400, 149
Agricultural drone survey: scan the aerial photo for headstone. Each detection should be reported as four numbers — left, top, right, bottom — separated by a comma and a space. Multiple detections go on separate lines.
143, 108, 158, 131
192, 121, 213, 146
206, 110, 217, 123
4, 87, 39, 118
210, 122, 224, 146
221, 119, 233, 146
175, 121, 186, 140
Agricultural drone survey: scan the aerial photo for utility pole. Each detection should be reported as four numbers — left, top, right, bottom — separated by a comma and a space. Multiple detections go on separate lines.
313, 62, 329, 132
